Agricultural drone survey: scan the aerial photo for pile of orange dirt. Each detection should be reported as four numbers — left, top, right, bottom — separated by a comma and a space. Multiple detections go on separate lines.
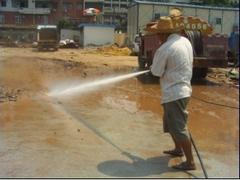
83, 45, 131, 56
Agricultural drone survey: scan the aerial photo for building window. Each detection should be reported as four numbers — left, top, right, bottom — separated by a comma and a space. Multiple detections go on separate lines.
154, 13, 161, 20
77, 2, 83, 10
0, 15, 5, 24
120, 4, 127, 8
12, 0, 28, 8
35, 1, 51, 8
104, 4, 111, 8
63, 2, 73, 10
15, 15, 23, 24
216, 18, 222, 25
85, 2, 103, 10
20, 0, 28, 8
1, 0, 7, 7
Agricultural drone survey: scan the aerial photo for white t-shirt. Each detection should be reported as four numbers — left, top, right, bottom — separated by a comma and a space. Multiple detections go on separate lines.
151, 33, 193, 104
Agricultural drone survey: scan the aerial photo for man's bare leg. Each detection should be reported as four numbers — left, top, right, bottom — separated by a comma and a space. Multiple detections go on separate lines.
170, 133, 182, 152
180, 138, 195, 167
163, 133, 183, 156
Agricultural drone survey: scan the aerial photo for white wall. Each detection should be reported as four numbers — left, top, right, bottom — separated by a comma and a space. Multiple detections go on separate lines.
83, 26, 115, 47
209, 9, 222, 33
196, 8, 209, 23
28, 0, 35, 9
183, 7, 196, 16
60, 29, 81, 41
127, 3, 239, 44
127, 4, 138, 45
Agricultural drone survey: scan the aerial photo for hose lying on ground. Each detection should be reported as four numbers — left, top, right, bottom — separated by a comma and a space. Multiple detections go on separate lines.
190, 133, 208, 178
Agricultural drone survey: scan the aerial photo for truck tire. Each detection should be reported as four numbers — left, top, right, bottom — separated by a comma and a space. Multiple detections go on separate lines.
192, 67, 208, 79
138, 57, 146, 70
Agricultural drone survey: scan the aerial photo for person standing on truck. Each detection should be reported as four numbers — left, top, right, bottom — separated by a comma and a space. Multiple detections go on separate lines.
150, 17, 196, 171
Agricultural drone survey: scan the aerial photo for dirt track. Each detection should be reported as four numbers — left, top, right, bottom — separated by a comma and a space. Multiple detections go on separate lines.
0, 47, 239, 178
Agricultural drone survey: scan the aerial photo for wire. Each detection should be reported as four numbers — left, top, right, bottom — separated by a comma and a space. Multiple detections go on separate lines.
192, 95, 239, 109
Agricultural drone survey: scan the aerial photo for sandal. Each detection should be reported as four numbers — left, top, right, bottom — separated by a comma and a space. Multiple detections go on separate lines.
172, 162, 196, 170
163, 149, 184, 157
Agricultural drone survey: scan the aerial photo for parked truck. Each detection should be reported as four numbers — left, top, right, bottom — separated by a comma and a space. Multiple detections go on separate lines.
137, 16, 228, 79
37, 25, 59, 51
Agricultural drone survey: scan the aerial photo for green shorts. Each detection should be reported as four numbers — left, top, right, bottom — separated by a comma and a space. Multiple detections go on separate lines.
163, 97, 190, 141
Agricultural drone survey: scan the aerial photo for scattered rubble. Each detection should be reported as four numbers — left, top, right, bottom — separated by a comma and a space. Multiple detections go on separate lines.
0, 86, 23, 103
59, 39, 79, 49
63, 60, 85, 70
207, 68, 239, 87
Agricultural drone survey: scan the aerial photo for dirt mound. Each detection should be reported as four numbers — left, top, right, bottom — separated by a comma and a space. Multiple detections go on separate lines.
83, 45, 131, 56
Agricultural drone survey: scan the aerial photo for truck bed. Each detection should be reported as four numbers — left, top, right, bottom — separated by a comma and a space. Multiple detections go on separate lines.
139, 33, 228, 68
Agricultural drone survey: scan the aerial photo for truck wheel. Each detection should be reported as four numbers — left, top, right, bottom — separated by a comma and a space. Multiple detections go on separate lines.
192, 68, 208, 79
138, 57, 146, 70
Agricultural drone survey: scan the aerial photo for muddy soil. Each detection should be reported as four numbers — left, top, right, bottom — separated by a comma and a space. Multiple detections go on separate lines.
0, 47, 239, 178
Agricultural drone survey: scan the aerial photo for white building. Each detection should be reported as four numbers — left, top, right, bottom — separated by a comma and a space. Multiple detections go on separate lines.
78, 23, 115, 46
128, 0, 239, 44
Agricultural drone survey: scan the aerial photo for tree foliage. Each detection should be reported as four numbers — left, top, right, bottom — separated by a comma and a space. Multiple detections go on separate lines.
57, 19, 74, 30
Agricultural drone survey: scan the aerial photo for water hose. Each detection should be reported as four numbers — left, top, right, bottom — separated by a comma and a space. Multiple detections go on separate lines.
189, 133, 208, 178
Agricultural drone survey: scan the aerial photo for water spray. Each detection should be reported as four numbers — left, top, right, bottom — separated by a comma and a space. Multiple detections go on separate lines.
48, 70, 150, 97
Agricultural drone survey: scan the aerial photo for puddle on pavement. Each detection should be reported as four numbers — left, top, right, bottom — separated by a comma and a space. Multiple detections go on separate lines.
56, 77, 238, 177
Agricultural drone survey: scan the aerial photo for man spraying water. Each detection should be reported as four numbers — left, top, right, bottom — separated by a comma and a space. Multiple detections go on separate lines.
150, 16, 196, 170
48, 13, 195, 171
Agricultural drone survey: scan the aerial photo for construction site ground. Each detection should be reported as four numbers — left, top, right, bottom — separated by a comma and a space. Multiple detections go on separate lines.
0, 47, 239, 178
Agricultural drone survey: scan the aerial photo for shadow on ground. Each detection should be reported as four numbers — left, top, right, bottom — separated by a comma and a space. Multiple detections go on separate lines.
97, 152, 197, 178
58, 101, 197, 178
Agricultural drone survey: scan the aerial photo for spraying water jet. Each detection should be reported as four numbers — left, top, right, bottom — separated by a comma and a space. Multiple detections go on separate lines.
48, 70, 150, 97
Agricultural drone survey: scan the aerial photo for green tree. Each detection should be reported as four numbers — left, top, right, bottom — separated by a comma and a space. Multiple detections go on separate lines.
57, 19, 74, 30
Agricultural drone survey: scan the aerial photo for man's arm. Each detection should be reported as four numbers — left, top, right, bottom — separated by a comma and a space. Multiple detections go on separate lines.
150, 47, 168, 77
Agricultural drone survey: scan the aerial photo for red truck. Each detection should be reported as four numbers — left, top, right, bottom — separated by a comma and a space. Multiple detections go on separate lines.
137, 20, 229, 79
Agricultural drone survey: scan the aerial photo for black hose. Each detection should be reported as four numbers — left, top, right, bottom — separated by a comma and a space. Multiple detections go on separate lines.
192, 95, 239, 109
189, 133, 208, 178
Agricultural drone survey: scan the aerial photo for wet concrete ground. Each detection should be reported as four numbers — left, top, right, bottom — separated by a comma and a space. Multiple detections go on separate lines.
1, 79, 238, 178
0, 48, 239, 178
